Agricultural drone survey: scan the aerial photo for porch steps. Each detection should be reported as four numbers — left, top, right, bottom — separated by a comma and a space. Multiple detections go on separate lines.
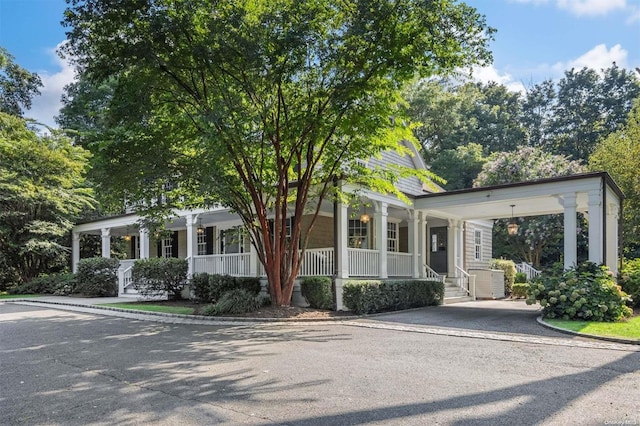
443, 279, 473, 304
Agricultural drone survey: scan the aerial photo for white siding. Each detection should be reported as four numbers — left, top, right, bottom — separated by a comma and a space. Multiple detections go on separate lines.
464, 220, 493, 270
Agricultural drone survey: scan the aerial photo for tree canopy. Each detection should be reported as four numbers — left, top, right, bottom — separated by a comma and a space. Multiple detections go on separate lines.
61, 0, 495, 305
0, 112, 94, 288
0, 47, 42, 117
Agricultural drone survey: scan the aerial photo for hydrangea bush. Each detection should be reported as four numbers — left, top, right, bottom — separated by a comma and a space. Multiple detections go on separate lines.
526, 262, 632, 322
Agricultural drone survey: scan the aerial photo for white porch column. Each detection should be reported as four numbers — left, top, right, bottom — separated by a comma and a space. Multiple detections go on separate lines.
139, 227, 150, 259
72, 232, 80, 273
457, 222, 464, 271
418, 213, 427, 278
587, 189, 603, 265
408, 212, 419, 278
101, 228, 111, 258
185, 214, 198, 277
563, 193, 577, 270
334, 200, 349, 310
249, 240, 259, 277
374, 202, 388, 279
606, 202, 620, 275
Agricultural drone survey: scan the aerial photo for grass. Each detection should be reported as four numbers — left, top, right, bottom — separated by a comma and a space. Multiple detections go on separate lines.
0, 293, 43, 299
97, 302, 195, 315
545, 315, 640, 341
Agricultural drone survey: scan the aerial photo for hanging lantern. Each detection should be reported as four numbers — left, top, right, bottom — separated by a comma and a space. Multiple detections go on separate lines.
507, 204, 518, 236
359, 205, 370, 223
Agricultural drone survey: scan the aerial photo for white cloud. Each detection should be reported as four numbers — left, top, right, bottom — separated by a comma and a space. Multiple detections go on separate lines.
25, 42, 76, 129
552, 43, 629, 74
511, 0, 628, 17
468, 65, 527, 93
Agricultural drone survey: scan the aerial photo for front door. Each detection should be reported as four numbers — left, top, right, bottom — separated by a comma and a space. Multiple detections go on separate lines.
430, 227, 448, 274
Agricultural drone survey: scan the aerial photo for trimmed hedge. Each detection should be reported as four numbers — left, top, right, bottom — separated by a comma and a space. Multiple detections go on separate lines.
490, 259, 516, 296
343, 279, 444, 314
511, 283, 528, 298
191, 273, 261, 303
75, 257, 119, 297
8, 272, 76, 296
200, 289, 263, 315
526, 262, 632, 322
132, 258, 188, 299
300, 276, 333, 309
514, 272, 527, 284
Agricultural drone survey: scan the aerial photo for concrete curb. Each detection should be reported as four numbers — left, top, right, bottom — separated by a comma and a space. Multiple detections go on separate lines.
537, 316, 639, 346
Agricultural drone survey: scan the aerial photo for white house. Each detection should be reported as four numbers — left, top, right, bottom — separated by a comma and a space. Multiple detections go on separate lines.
72, 141, 623, 309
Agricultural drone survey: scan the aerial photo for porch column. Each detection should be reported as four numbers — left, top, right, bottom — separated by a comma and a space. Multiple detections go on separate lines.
72, 232, 80, 273
606, 202, 620, 274
185, 214, 197, 277
408, 212, 419, 278
418, 213, 427, 278
587, 189, 603, 265
249, 240, 259, 277
374, 202, 388, 279
334, 200, 349, 310
563, 193, 577, 270
101, 228, 111, 258
139, 227, 150, 259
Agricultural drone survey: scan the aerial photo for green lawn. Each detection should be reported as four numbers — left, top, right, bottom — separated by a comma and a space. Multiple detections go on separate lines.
97, 303, 195, 315
545, 315, 640, 341
0, 294, 43, 299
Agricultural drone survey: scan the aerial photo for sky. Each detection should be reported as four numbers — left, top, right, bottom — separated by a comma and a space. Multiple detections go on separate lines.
0, 0, 639, 128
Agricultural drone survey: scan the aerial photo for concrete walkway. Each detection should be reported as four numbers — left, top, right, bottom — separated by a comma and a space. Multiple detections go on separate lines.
4, 296, 638, 350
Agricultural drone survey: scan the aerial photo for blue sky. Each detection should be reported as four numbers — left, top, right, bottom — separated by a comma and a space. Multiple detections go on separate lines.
1, 0, 639, 127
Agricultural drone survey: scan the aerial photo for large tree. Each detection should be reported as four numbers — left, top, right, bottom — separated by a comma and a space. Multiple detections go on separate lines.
590, 99, 640, 258
0, 47, 42, 117
62, 0, 494, 305
0, 112, 94, 288
474, 147, 586, 268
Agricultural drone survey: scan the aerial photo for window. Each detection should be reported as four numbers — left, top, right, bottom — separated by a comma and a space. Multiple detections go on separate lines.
221, 227, 245, 254
387, 222, 398, 252
197, 230, 207, 256
348, 219, 368, 248
162, 238, 173, 258
474, 229, 482, 261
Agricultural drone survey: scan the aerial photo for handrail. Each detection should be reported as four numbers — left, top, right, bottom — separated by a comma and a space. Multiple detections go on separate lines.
455, 266, 476, 299
516, 262, 541, 281
425, 265, 445, 283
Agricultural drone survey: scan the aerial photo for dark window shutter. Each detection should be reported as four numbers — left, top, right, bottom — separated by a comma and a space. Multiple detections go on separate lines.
131, 236, 137, 259
205, 227, 214, 255
157, 240, 162, 258
172, 231, 179, 258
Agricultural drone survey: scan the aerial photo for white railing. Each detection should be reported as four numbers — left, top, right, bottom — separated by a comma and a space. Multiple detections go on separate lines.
299, 248, 334, 277
118, 265, 135, 294
425, 264, 446, 283
454, 266, 476, 299
388, 252, 412, 277
193, 253, 252, 276
348, 248, 379, 277
516, 262, 541, 281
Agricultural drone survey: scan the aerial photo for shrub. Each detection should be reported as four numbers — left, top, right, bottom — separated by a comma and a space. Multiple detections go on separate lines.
8, 272, 76, 295
300, 276, 333, 309
511, 283, 528, 298
619, 258, 640, 308
514, 272, 527, 284
200, 289, 262, 315
75, 257, 119, 297
191, 274, 261, 303
490, 259, 516, 295
132, 258, 188, 299
526, 262, 632, 322
343, 279, 444, 314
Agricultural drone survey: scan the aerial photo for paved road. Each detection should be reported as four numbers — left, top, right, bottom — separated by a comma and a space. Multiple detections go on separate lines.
1, 302, 638, 425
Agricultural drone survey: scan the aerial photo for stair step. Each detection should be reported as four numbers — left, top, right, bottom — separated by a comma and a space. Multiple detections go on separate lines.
443, 296, 473, 304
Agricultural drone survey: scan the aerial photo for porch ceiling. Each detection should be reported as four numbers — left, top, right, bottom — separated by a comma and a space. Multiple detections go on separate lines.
414, 172, 622, 221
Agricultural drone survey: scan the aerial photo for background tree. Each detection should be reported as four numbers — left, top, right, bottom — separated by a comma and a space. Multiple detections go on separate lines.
62, 0, 494, 305
590, 99, 640, 258
0, 47, 42, 117
429, 142, 486, 190
0, 112, 95, 289
474, 147, 586, 268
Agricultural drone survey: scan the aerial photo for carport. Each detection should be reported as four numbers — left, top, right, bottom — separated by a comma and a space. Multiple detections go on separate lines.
414, 171, 624, 273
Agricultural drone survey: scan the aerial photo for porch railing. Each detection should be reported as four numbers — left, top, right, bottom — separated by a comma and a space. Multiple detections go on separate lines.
348, 248, 379, 277
193, 253, 252, 276
118, 265, 135, 294
388, 252, 412, 277
299, 248, 334, 277
515, 262, 541, 281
